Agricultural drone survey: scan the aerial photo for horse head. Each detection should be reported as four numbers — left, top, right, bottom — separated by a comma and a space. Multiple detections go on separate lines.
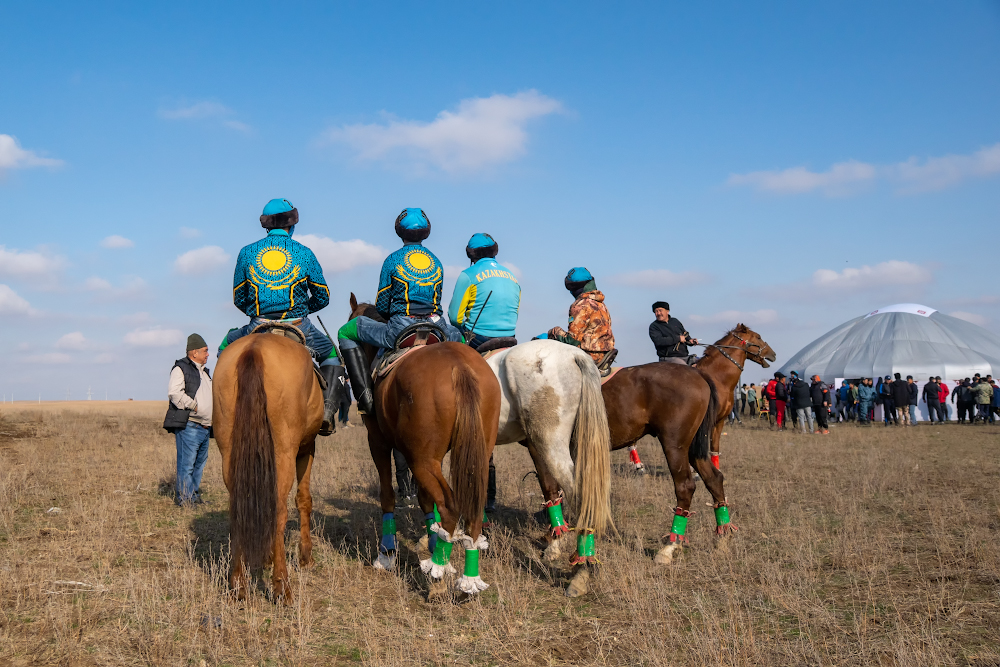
346, 293, 385, 365
731, 323, 777, 368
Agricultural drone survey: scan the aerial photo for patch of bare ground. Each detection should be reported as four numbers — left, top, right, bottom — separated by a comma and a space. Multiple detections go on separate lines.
0, 403, 998, 665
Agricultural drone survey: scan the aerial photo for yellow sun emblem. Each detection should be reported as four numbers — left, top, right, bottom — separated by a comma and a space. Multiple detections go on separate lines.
406, 250, 432, 272
261, 249, 288, 272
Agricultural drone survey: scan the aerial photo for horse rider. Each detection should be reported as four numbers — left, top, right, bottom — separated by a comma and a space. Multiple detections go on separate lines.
447, 233, 521, 348
338, 208, 462, 414
219, 198, 347, 436
545, 267, 615, 365
447, 233, 521, 511
649, 301, 699, 364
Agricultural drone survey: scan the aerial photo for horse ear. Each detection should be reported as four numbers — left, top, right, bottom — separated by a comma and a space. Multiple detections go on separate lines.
737, 323, 748, 332
350, 292, 358, 310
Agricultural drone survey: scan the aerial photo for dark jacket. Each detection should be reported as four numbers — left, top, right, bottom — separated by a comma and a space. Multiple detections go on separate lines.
907, 382, 918, 406
790, 379, 812, 410
922, 382, 940, 403
649, 317, 688, 358
810, 380, 828, 407
891, 379, 910, 407
162, 357, 210, 433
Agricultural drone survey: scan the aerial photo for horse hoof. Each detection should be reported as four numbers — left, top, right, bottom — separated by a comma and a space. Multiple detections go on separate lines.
455, 575, 489, 594
299, 553, 314, 568
565, 569, 590, 597
715, 523, 739, 537
654, 543, 683, 564
543, 533, 574, 563
427, 579, 451, 602
373, 553, 397, 571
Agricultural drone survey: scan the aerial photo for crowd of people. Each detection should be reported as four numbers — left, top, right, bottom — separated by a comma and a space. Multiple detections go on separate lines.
730, 371, 999, 432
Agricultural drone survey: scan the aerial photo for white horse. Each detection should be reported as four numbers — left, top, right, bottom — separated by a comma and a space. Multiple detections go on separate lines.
486, 339, 613, 596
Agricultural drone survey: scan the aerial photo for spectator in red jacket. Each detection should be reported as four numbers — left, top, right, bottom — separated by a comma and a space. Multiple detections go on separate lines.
766, 372, 787, 430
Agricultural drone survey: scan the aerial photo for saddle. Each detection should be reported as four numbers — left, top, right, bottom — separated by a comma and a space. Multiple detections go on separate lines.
373, 322, 446, 380
476, 336, 517, 355
249, 319, 326, 390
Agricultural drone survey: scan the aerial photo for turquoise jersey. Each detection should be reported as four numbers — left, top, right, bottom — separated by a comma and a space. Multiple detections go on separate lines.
448, 258, 520, 338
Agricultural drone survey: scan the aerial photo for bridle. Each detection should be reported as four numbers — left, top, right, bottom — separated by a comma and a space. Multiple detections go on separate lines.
693, 332, 770, 373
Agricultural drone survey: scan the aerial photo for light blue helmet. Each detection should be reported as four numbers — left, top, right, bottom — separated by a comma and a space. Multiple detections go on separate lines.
260, 198, 298, 229
394, 208, 431, 242
565, 267, 595, 296
466, 233, 498, 260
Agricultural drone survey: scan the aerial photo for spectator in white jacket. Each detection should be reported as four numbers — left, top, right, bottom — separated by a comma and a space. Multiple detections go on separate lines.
162, 334, 212, 506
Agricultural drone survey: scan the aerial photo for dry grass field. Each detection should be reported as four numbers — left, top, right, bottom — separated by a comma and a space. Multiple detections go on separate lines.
1, 402, 999, 666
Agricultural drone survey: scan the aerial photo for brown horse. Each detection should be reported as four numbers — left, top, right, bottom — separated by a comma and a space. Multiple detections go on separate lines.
601, 361, 727, 562
347, 295, 501, 595
692, 324, 776, 469
212, 333, 323, 603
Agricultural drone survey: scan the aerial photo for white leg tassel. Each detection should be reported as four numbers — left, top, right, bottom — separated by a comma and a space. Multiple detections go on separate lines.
419, 558, 457, 579
456, 574, 489, 593
373, 552, 397, 571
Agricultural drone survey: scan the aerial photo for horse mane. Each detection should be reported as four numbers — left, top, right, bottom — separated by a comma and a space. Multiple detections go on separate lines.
355, 302, 386, 324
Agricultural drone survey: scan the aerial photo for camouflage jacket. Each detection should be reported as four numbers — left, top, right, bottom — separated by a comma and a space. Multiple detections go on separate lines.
549, 290, 615, 362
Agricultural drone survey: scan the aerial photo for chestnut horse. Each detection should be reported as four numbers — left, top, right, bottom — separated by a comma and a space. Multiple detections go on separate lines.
213, 333, 323, 603
348, 296, 501, 595
601, 361, 728, 563
692, 324, 776, 469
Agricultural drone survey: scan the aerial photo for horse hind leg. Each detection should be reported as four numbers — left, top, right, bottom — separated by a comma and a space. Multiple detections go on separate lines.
692, 456, 738, 537
271, 455, 297, 604
411, 463, 459, 582
368, 434, 398, 572
523, 438, 574, 562
295, 441, 316, 567
655, 437, 697, 565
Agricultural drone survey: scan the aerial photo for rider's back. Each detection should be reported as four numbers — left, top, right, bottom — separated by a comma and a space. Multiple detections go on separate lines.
233, 230, 329, 319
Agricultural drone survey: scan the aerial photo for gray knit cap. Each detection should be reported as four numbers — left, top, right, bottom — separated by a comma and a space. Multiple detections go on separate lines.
186, 333, 207, 352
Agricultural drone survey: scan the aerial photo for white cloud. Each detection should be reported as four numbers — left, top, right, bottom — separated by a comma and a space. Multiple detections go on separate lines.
84, 276, 112, 291
83, 276, 146, 300
174, 245, 231, 275
25, 352, 72, 364
689, 309, 779, 326
728, 142, 1000, 196
124, 327, 183, 348
55, 332, 88, 350
296, 235, 385, 273
179, 227, 202, 239
118, 311, 152, 326
949, 311, 989, 328
811, 261, 931, 291
611, 268, 712, 288
326, 90, 562, 173
504, 262, 523, 280
158, 101, 251, 132
0, 245, 66, 280
100, 235, 134, 249
0, 284, 34, 316
93, 352, 115, 364
0, 134, 64, 173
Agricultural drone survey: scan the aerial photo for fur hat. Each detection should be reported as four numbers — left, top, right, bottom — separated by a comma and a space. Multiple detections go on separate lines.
260, 198, 299, 230
466, 233, 498, 261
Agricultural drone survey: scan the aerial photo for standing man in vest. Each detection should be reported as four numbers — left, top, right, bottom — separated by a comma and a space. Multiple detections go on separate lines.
163, 334, 213, 507
448, 233, 521, 348
649, 301, 699, 364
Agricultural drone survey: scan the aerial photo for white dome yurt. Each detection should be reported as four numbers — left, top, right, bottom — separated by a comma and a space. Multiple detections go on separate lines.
778, 303, 1000, 382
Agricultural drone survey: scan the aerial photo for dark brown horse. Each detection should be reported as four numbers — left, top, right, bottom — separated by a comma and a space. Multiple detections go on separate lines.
692, 324, 776, 469
601, 362, 728, 562
347, 295, 501, 595
213, 334, 323, 603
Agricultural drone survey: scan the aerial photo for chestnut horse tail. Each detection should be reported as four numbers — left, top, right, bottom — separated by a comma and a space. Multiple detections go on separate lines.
572, 354, 614, 537
230, 346, 277, 572
449, 363, 489, 526
690, 374, 719, 463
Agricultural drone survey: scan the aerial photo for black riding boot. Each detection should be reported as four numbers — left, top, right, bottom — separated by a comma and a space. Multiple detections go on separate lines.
318, 363, 347, 436
486, 454, 497, 512
342, 346, 375, 415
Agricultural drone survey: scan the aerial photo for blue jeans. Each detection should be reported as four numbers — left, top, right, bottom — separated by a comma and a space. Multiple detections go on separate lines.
175, 421, 210, 505
339, 314, 462, 351
222, 316, 333, 362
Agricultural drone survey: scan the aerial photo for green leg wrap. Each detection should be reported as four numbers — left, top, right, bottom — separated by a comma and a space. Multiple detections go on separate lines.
433, 504, 442, 524
547, 503, 567, 529
576, 533, 595, 558
337, 318, 360, 342
714, 505, 731, 526
432, 538, 453, 566
670, 514, 689, 537
483, 509, 489, 524
463, 549, 480, 577
325, 346, 339, 360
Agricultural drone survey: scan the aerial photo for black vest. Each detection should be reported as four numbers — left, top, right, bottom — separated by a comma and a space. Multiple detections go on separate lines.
162, 357, 210, 433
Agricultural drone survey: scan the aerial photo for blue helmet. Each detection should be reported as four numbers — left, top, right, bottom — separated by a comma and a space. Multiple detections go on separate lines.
394, 208, 431, 242
564, 266, 595, 296
260, 198, 299, 229
466, 233, 498, 260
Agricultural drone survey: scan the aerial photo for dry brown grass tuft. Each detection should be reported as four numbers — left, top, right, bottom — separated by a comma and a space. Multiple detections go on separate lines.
1, 403, 998, 666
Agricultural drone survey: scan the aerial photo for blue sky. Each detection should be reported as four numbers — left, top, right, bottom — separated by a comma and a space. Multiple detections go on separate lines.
2, 2, 998, 399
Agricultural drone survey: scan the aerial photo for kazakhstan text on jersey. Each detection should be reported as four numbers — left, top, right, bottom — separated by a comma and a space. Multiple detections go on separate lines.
448, 258, 520, 338
233, 229, 330, 319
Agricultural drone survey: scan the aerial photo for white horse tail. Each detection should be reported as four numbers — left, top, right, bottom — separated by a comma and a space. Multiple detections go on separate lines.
571, 353, 615, 537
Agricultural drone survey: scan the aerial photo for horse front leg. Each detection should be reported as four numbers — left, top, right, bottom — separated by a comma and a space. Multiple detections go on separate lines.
295, 440, 316, 567
692, 454, 738, 538
412, 462, 459, 583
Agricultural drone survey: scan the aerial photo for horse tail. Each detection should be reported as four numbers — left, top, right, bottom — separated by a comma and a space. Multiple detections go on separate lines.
230, 345, 277, 571
690, 374, 719, 463
449, 363, 490, 527
572, 354, 615, 537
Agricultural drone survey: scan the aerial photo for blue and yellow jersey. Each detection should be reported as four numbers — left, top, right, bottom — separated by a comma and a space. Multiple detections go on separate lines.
375, 242, 444, 318
233, 229, 330, 319
447, 258, 520, 338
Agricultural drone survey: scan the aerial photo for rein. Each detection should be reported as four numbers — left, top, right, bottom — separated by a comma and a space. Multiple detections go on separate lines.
692, 333, 767, 373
